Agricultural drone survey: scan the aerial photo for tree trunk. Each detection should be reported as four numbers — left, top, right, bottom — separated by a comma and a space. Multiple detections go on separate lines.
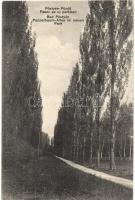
109, 4, 116, 170
82, 137, 86, 163
110, 147, 116, 170
80, 140, 83, 162
62, 145, 65, 158
72, 137, 75, 161
76, 136, 79, 161
119, 135, 123, 160
96, 93, 101, 168
110, 93, 116, 170
123, 139, 126, 159
129, 139, 132, 160
97, 130, 101, 168
129, 129, 132, 160
74, 148, 76, 161
100, 140, 104, 160
110, 111, 116, 170
89, 133, 93, 164
119, 149, 122, 160
97, 149, 100, 168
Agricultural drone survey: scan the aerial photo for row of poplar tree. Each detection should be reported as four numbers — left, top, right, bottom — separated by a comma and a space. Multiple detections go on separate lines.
54, 1, 133, 169
3, 1, 42, 162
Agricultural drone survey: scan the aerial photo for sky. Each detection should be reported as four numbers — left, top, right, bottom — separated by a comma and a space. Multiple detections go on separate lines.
28, 1, 89, 137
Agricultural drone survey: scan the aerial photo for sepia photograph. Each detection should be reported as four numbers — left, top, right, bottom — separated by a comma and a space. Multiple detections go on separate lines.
2, 1, 133, 199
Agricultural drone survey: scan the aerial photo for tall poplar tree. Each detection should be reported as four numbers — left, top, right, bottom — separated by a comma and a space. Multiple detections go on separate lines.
2, 1, 42, 160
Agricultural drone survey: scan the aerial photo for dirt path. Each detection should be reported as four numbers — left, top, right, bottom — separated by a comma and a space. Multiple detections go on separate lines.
56, 156, 133, 189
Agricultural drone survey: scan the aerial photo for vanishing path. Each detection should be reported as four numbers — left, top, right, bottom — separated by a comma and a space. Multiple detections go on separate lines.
56, 156, 133, 189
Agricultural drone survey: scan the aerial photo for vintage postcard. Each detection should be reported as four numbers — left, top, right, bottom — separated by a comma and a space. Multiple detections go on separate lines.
2, 1, 133, 200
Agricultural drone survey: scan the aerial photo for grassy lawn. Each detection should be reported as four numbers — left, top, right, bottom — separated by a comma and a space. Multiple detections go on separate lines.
2, 153, 133, 200
99, 159, 133, 180
81, 158, 133, 180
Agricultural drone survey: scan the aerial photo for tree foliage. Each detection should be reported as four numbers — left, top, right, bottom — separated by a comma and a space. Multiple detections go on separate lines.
54, 0, 133, 168
2, 1, 42, 157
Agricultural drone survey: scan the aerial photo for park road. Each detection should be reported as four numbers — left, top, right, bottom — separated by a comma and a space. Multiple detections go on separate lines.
56, 156, 133, 189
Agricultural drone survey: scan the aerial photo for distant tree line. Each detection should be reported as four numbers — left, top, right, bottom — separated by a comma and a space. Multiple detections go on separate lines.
2, 1, 42, 162
41, 132, 54, 154
54, 1, 133, 169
